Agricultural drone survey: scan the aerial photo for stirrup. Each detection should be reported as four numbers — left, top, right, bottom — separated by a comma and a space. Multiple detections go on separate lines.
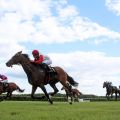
48, 70, 52, 73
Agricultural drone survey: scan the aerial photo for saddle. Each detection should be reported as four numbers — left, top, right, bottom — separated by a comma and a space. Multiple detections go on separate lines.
1, 82, 9, 91
33, 63, 57, 84
44, 67, 57, 84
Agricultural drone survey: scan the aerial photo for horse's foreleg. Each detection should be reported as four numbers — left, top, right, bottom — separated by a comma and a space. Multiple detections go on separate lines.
72, 96, 75, 102
106, 93, 110, 100
75, 94, 80, 102
49, 83, 59, 96
40, 85, 53, 104
111, 93, 113, 98
31, 86, 37, 99
115, 92, 117, 101
0, 93, 4, 101
77, 97, 80, 102
2, 92, 11, 100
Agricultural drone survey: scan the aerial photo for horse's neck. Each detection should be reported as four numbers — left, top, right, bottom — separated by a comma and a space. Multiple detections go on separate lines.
106, 85, 112, 92
21, 61, 33, 75
21, 61, 44, 78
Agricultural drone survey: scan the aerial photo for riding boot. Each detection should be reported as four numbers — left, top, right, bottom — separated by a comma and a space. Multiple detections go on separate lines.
42, 63, 55, 79
42, 63, 51, 73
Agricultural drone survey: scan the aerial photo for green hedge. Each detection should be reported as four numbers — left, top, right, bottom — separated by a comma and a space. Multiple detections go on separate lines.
1, 94, 120, 102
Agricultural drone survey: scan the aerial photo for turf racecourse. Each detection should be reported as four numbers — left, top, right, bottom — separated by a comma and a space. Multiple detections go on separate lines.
0, 101, 120, 120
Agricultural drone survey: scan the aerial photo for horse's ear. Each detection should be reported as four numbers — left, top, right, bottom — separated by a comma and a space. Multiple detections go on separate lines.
18, 51, 22, 54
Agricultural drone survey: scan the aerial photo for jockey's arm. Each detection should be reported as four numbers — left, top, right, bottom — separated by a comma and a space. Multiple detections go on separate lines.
34, 55, 44, 64
0, 75, 8, 80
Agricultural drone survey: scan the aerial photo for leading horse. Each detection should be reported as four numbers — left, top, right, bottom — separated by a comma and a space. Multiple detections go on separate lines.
0, 82, 24, 101
6, 51, 78, 104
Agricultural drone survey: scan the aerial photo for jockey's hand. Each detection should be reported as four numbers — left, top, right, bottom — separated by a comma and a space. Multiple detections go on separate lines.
30, 60, 34, 63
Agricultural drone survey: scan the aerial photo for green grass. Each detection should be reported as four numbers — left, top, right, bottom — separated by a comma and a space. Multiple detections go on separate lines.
0, 101, 120, 120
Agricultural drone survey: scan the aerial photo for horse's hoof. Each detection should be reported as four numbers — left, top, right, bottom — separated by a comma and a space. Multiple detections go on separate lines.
0, 99, 3, 102
50, 101, 53, 104
69, 102, 72, 105
41, 96, 46, 99
49, 95, 52, 99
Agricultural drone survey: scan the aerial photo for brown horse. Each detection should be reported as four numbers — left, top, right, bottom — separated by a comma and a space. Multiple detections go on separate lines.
6, 51, 78, 104
0, 82, 24, 101
61, 86, 82, 102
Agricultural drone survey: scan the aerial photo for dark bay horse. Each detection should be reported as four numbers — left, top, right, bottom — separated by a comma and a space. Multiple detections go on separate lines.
61, 86, 82, 102
103, 81, 120, 100
0, 82, 24, 101
6, 51, 78, 104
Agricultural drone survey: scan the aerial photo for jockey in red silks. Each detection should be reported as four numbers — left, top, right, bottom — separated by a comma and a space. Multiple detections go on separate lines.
31, 50, 52, 73
0, 74, 8, 88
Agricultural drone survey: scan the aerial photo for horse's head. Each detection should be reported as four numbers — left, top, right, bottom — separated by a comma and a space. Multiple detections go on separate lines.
6, 51, 30, 67
103, 81, 112, 88
103, 81, 107, 88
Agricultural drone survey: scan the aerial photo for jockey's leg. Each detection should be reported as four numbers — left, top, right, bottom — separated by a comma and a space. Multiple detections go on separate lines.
41, 63, 55, 79
42, 59, 53, 73
41, 63, 51, 72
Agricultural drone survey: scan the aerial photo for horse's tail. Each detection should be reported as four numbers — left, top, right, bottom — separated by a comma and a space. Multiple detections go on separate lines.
67, 75, 79, 87
16, 86, 25, 93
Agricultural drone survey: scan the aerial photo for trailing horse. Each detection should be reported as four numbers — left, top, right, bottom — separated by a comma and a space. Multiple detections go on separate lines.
0, 82, 24, 101
6, 51, 79, 104
61, 86, 82, 102
103, 81, 120, 100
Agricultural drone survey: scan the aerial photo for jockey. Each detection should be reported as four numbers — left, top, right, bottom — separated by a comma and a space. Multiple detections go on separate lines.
0, 74, 8, 89
31, 50, 52, 73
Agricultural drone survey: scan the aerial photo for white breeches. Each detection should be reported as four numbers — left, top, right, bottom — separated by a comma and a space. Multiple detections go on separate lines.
42, 59, 52, 65
0, 80, 8, 83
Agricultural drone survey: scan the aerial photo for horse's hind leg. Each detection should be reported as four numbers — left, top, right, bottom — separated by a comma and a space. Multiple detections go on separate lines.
62, 82, 73, 104
49, 83, 59, 96
66, 92, 73, 103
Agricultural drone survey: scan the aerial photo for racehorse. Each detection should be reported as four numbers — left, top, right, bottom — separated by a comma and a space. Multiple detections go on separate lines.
103, 81, 120, 100
6, 51, 78, 104
0, 82, 24, 101
61, 86, 82, 102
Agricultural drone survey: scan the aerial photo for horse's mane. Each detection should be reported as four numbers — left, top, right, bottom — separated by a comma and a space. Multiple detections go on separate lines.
22, 53, 40, 67
22, 54, 30, 60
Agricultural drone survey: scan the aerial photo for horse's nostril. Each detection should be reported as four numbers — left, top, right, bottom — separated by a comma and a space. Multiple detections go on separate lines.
6, 62, 11, 67
6, 63, 8, 66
